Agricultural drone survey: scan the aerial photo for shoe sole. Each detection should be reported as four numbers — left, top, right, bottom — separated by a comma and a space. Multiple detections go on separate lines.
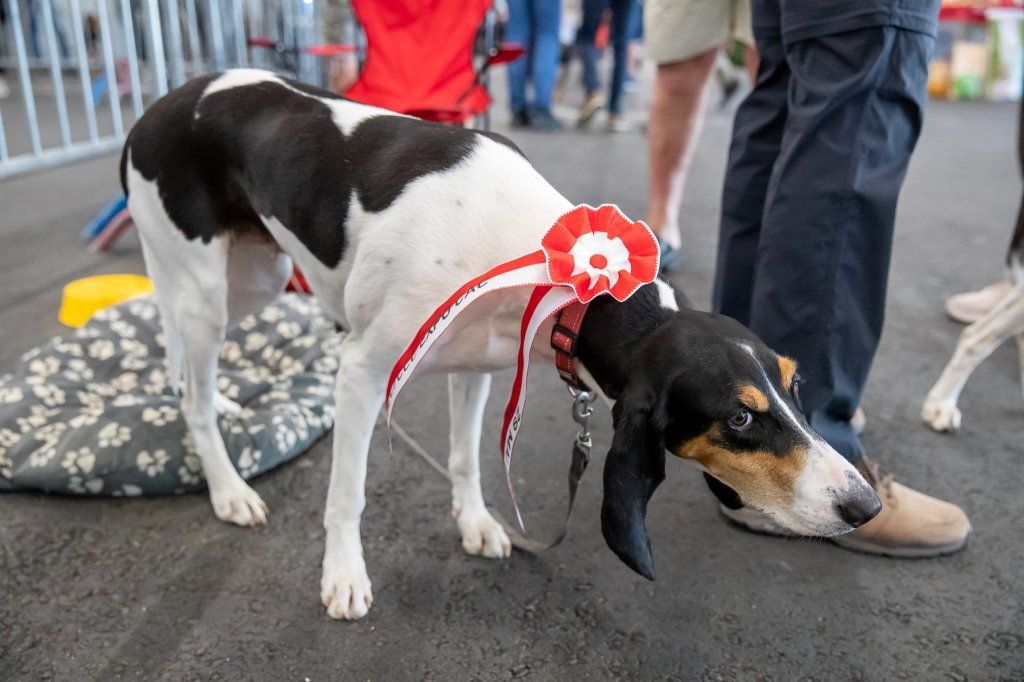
721, 505, 972, 558
829, 529, 971, 559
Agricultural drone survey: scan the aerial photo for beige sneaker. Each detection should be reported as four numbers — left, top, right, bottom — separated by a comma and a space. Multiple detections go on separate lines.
945, 279, 1013, 324
577, 92, 604, 129
719, 457, 971, 558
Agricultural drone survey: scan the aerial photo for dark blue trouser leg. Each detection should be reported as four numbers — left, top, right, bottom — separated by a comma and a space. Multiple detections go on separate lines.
578, 0, 637, 114
578, 0, 610, 99
712, 12, 788, 327
715, 18, 934, 462
606, 0, 638, 115
528, 0, 562, 111
505, 0, 531, 112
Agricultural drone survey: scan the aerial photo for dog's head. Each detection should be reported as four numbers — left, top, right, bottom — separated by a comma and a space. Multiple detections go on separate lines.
578, 285, 880, 579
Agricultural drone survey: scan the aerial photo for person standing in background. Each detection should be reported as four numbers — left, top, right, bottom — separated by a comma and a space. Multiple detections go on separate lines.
645, 0, 757, 268
575, 0, 641, 132
506, 0, 564, 131
709, 0, 971, 556
322, 0, 359, 94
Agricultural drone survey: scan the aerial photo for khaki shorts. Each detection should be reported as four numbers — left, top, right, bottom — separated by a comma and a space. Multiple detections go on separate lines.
645, 0, 754, 64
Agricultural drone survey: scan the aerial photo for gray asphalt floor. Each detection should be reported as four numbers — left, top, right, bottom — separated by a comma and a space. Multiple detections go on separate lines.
0, 75, 1022, 679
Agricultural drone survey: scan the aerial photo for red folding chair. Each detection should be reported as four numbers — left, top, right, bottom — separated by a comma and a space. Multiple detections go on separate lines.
344, 0, 523, 126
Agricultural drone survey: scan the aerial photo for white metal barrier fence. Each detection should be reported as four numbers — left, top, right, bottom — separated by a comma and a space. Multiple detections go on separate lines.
0, 0, 339, 180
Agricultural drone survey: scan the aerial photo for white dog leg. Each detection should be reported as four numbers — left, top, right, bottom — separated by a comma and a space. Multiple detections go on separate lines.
131, 179, 268, 526
321, 336, 383, 620
448, 372, 511, 559
212, 392, 244, 416
923, 285, 1024, 432
178, 297, 269, 526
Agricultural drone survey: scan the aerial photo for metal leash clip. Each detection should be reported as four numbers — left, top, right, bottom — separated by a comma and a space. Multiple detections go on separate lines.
569, 386, 596, 458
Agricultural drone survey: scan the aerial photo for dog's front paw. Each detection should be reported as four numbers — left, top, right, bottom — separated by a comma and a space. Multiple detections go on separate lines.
321, 559, 373, 620
210, 481, 268, 526
456, 509, 511, 559
213, 392, 243, 415
922, 397, 962, 433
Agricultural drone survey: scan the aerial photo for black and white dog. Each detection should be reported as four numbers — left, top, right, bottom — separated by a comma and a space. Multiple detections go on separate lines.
121, 70, 879, 620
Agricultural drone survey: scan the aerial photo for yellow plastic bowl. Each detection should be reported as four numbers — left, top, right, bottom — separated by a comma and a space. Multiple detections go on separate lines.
59, 274, 154, 327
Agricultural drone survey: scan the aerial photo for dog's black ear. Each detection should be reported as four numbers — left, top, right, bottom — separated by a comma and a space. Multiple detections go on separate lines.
601, 384, 665, 581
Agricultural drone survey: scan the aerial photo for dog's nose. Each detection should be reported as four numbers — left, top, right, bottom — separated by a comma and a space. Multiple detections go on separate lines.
834, 491, 882, 528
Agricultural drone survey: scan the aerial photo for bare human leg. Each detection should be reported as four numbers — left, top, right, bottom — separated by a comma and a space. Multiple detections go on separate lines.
646, 48, 718, 252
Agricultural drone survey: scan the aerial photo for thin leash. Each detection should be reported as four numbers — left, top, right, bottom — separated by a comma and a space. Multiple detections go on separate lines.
390, 301, 597, 554
391, 384, 596, 554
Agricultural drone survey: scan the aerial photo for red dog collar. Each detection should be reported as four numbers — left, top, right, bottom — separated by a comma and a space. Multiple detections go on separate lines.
551, 300, 590, 390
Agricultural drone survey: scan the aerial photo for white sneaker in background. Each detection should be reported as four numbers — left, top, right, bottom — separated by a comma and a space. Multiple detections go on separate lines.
851, 406, 867, 436
0, 76, 10, 99
606, 114, 633, 133
945, 279, 1014, 324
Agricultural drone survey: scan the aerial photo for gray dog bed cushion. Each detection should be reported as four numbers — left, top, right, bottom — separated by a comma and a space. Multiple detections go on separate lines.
0, 293, 341, 496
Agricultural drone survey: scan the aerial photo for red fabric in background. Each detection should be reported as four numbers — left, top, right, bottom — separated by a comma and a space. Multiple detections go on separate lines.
345, 0, 492, 121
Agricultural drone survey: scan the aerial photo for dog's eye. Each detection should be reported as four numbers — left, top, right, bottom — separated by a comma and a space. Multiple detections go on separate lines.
728, 410, 753, 431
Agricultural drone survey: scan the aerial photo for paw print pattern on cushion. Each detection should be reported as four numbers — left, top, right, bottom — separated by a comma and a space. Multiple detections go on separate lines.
0, 294, 343, 495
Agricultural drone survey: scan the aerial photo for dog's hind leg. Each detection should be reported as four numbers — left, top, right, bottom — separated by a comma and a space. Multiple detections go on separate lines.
448, 372, 511, 558
129, 180, 269, 525
176, 258, 269, 526
923, 285, 1024, 432
213, 238, 293, 415
321, 334, 383, 620
144, 235, 269, 525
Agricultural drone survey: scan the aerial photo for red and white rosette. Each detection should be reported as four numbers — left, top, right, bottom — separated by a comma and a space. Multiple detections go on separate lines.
386, 204, 659, 527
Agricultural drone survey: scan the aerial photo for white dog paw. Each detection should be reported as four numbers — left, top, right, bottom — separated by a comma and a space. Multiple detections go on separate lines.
457, 509, 511, 559
922, 398, 962, 433
210, 481, 268, 526
213, 392, 243, 415
321, 561, 373, 620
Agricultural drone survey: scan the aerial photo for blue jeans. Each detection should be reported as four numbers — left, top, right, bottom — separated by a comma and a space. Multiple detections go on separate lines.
577, 0, 638, 115
713, 2, 936, 462
505, 0, 562, 112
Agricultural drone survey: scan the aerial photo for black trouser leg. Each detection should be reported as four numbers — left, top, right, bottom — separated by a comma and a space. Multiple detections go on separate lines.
712, 3, 787, 327
716, 15, 935, 466
745, 26, 932, 461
